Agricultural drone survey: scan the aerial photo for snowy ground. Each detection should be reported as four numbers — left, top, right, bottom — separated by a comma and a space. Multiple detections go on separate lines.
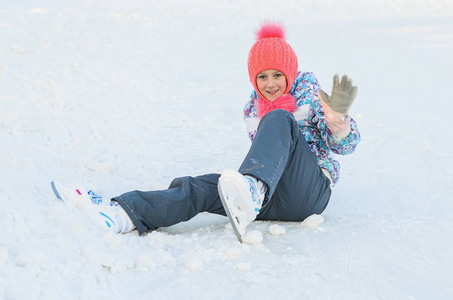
1, 0, 453, 299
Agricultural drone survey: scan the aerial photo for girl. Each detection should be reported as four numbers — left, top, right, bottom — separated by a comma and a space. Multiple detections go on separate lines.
51, 22, 361, 243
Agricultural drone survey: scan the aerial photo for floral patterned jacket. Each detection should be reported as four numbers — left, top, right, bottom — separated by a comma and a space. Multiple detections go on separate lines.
243, 71, 361, 186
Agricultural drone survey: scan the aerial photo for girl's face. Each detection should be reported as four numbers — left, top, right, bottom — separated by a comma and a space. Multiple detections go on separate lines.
256, 69, 287, 102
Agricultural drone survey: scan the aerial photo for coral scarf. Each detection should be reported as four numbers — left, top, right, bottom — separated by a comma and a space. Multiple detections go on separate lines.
256, 94, 297, 118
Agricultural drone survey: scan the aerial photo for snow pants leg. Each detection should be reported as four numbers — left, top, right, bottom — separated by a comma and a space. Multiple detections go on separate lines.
239, 109, 332, 221
113, 174, 225, 235
114, 109, 331, 235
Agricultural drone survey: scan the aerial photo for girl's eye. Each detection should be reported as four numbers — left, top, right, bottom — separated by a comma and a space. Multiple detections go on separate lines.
275, 73, 283, 78
258, 75, 266, 80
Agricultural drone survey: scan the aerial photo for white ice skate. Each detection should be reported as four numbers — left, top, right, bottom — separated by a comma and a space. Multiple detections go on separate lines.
218, 170, 266, 243
51, 181, 135, 233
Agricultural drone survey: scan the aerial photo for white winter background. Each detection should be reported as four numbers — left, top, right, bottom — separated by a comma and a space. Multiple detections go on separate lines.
1, 0, 452, 299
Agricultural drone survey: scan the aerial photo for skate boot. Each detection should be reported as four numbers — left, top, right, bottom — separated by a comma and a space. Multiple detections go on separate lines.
218, 169, 267, 242
51, 181, 135, 233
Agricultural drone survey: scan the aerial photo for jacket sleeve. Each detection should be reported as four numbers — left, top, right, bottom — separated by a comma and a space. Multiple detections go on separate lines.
243, 92, 260, 142
309, 94, 361, 155
326, 117, 361, 155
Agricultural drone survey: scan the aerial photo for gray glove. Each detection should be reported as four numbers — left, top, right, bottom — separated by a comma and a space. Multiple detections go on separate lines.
319, 74, 357, 114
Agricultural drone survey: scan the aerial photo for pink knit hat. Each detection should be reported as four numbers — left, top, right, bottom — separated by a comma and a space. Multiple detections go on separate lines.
248, 22, 298, 100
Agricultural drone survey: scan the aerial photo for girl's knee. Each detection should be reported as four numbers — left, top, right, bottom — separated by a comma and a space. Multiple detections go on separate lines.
263, 109, 292, 118
261, 109, 296, 126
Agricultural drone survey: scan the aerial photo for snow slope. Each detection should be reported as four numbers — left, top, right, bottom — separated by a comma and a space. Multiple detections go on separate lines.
1, 0, 452, 299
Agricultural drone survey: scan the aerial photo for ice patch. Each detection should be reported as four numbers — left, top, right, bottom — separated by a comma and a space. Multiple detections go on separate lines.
1, 1, 451, 298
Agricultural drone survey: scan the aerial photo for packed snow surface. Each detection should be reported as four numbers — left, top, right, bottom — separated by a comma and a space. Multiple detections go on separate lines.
1, 0, 452, 299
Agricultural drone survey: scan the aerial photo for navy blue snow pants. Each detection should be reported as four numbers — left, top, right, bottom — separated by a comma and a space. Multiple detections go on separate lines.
113, 110, 332, 235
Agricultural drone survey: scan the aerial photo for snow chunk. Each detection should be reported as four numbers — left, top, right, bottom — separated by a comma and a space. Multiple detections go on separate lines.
28, 8, 47, 14
242, 230, 263, 245
88, 162, 114, 173
10, 45, 26, 55
102, 231, 123, 247
111, 257, 135, 273
316, 226, 326, 232
0, 247, 8, 265
224, 245, 244, 258
300, 214, 324, 229
269, 224, 286, 235
185, 257, 204, 271
99, 254, 115, 269
14, 249, 55, 271
237, 262, 251, 271
136, 253, 156, 271
154, 251, 176, 267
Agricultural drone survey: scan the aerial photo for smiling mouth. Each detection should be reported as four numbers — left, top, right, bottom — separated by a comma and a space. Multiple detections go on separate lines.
267, 89, 279, 95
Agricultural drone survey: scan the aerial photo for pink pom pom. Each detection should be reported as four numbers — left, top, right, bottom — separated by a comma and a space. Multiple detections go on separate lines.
256, 22, 285, 41
257, 94, 296, 117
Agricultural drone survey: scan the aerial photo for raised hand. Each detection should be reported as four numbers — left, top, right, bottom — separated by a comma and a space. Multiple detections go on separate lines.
319, 74, 357, 135
319, 74, 357, 115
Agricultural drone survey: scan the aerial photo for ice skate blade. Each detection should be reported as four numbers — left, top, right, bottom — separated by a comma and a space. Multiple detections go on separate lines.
218, 178, 245, 243
50, 181, 64, 203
